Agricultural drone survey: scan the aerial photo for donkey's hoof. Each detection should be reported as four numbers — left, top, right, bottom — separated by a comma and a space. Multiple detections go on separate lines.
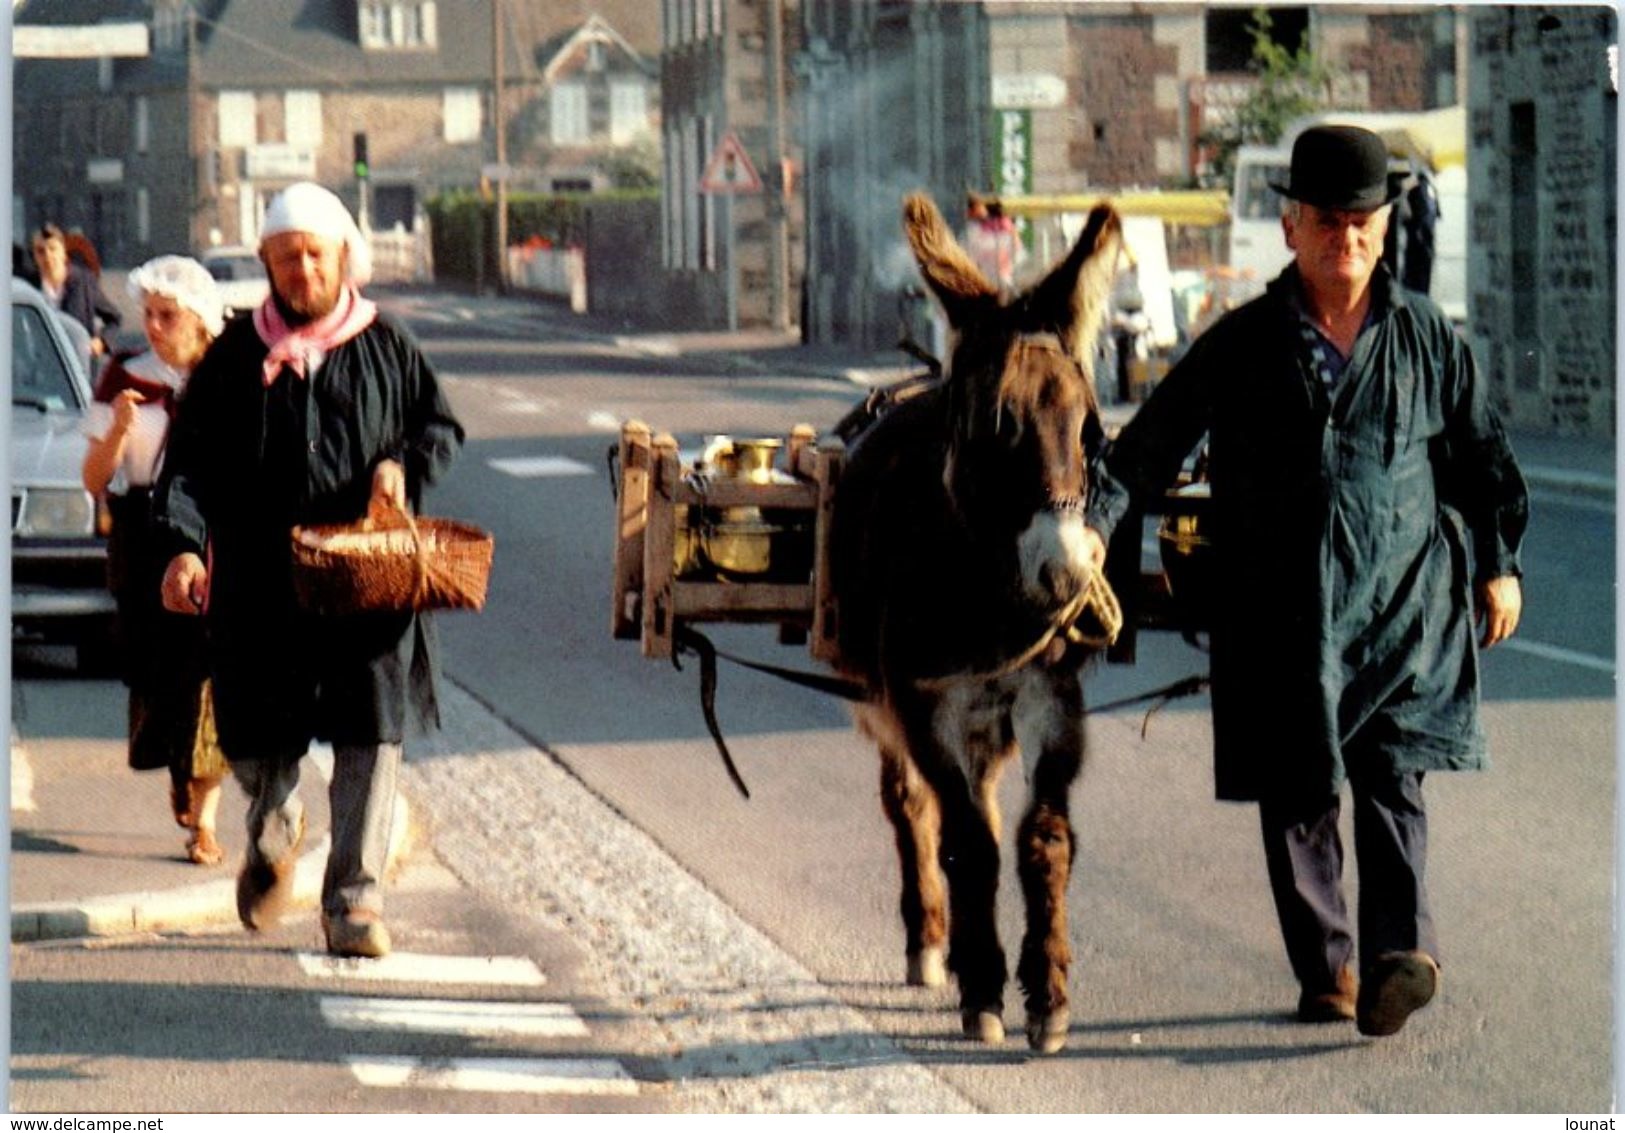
907, 947, 947, 988
962, 1009, 1005, 1044
1026, 1008, 1070, 1054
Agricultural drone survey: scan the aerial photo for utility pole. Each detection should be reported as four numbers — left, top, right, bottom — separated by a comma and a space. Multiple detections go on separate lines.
492, 0, 508, 292
765, 0, 791, 330
187, 4, 203, 250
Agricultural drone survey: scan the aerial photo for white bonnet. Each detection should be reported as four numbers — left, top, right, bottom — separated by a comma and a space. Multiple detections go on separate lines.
127, 255, 225, 337
259, 181, 373, 286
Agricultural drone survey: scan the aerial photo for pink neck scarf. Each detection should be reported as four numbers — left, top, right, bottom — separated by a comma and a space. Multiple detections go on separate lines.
253, 284, 378, 386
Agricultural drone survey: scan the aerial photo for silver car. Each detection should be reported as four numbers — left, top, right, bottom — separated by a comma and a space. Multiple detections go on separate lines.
200, 245, 270, 317
11, 277, 116, 669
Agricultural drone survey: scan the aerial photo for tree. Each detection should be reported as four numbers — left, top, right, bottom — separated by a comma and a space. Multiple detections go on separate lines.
1199, 8, 1345, 186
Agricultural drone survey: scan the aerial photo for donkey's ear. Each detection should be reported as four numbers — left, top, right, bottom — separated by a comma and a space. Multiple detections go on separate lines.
1023, 204, 1124, 369
903, 193, 997, 326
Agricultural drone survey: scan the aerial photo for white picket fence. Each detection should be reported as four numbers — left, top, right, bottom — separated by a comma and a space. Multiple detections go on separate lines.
506, 244, 587, 312
367, 224, 434, 285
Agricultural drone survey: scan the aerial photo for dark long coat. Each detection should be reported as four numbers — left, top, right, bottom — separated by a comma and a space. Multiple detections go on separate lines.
153, 312, 464, 763
1088, 267, 1528, 802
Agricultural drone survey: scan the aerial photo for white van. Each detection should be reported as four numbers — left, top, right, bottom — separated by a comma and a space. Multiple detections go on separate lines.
1228, 108, 1468, 323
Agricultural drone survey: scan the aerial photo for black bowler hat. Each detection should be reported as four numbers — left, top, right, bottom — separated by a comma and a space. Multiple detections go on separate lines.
1270, 125, 1401, 211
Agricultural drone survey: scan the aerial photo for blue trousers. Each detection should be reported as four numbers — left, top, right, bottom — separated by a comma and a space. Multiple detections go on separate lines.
1258, 766, 1438, 993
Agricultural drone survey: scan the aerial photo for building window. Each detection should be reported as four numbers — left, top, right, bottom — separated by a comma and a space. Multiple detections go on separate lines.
135, 187, 150, 244
154, 4, 184, 52
218, 91, 256, 148
664, 0, 678, 49
133, 97, 149, 155
1206, 7, 1308, 73
610, 83, 648, 145
360, 2, 438, 50
551, 83, 589, 144
443, 87, 481, 143
99, 57, 114, 93
587, 41, 607, 72
284, 90, 323, 148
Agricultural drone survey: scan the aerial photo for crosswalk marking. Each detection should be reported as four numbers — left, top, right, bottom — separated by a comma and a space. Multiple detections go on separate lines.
321, 997, 588, 1038
297, 951, 547, 986
488, 455, 596, 478
347, 1056, 638, 1096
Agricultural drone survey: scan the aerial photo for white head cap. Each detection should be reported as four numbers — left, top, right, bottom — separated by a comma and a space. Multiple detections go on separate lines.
127, 255, 225, 337
259, 181, 372, 287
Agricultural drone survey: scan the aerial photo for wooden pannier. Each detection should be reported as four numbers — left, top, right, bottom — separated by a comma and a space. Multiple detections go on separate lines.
609, 421, 844, 662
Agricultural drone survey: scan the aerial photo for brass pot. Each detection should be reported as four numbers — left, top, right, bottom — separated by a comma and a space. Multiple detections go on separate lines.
673, 506, 705, 577
704, 507, 776, 577
1157, 482, 1213, 630
731, 438, 783, 483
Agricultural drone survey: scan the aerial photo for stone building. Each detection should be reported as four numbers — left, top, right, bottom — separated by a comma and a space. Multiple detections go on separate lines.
656, 0, 803, 330
12, 0, 660, 268
1466, 5, 1617, 437
796, 2, 1469, 350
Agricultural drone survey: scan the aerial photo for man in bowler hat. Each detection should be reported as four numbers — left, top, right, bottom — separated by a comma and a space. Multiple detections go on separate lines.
1081, 126, 1528, 1035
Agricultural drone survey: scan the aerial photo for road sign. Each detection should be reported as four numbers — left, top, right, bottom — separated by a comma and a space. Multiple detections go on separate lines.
699, 131, 763, 194
991, 73, 1066, 110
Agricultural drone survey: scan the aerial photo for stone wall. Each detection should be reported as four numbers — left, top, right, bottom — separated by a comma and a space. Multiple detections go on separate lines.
1468, 6, 1617, 436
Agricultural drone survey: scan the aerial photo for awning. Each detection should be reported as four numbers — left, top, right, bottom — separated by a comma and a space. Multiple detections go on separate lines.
997, 190, 1232, 228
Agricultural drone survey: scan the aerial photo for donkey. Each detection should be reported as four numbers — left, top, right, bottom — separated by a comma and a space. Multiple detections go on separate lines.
829, 194, 1123, 1053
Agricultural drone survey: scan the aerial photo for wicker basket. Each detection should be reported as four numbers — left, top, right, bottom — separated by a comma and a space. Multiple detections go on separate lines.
290, 503, 493, 615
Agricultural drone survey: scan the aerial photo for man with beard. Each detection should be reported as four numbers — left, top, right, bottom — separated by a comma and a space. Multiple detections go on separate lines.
154, 183, 464, 958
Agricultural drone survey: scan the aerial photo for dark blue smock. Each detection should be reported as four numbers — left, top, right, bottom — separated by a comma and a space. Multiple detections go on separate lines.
1088, 266, 1528, 801
153, 312, 464, 763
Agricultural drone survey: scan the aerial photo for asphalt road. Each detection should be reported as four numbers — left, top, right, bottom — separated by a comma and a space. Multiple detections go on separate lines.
10, 289, 1614, 1114
410, 292, 1616, 1112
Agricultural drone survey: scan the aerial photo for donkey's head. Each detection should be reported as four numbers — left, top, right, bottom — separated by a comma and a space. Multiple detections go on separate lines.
903, 193, 1123, 612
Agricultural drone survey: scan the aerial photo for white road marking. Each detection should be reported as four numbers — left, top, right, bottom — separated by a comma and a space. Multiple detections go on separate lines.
10, 736, 35, 813
613, 335, 679, 356
297, 951, 547, 986
347, 1056, 637, 1096
321, 997, 588, 1038
587, 411, 623, 432
1500, 638, 1614, 674
488, 455, 596, 478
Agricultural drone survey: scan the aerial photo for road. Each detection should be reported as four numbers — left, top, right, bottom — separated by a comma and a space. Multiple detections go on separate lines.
11, 288, 1615, 1114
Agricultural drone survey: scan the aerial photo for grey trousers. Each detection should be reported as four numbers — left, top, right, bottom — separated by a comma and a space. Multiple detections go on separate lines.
236, 742, 402, 918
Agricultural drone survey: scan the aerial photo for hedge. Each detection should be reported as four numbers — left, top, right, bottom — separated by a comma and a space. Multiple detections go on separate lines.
425, 189, 659, 289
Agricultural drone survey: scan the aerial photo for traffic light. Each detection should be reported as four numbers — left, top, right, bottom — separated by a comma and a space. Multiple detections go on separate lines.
353, 132, 370, 180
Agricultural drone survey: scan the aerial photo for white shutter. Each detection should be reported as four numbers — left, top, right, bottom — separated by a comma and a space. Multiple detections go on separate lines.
284, 90, 322, 148
443, 88, 481, 144
217, 91, 256, 147
610, 83, 647, 144
550, 83, 589, 144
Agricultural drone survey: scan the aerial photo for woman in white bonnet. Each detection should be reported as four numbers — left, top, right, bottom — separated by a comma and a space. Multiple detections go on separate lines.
83, 254, 232, 866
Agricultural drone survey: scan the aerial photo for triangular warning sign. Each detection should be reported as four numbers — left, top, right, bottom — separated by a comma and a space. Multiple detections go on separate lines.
699, 130, 763, 194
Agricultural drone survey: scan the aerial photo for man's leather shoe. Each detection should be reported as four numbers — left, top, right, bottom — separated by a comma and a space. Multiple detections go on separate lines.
1297, 965, 1357, 1023
1357, 950, 1439, 1036
323, 909, 392, 959
236, 812, 305, 931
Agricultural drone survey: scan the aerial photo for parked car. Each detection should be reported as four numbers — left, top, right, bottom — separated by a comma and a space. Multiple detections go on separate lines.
200, 245, 269, 316
11, 277, 116, 670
